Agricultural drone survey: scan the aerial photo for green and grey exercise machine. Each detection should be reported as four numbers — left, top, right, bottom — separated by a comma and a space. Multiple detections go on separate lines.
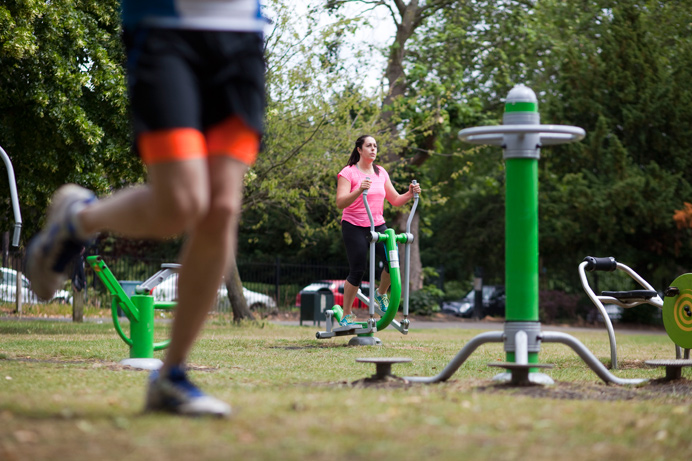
316, 180, 419, 346
402, 84, 647, 386
87, 255, 178, 370
580, 256, 692, 378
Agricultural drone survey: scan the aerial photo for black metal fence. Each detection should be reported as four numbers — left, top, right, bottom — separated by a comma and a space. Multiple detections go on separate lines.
1, 248, 353, 312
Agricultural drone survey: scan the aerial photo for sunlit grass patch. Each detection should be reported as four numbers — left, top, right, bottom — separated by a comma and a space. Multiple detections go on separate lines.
1, 320, 690, 461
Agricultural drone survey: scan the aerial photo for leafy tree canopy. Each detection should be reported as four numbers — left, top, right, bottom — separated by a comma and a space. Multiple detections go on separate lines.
0, 0, 139, 239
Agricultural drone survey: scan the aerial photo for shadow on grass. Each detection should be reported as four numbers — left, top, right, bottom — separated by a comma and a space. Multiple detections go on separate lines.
270, 343, 350, 350
474, 378, 692, 402
0, 322, 113, 336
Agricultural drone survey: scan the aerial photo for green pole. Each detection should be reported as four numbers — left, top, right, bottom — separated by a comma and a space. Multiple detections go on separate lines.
376, 229, 401, 331
505, 159, 539, 322
129, 294, 155, 358
502, 85, 541, 364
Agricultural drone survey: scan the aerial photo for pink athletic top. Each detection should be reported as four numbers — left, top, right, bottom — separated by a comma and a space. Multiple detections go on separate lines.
338, 164, 390, 227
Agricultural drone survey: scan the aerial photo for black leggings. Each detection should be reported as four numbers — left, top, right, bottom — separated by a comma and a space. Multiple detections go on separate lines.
341, 220, 390, 287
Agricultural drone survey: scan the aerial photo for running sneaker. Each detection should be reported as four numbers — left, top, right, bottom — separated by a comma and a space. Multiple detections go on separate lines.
339, 313, 358, 327
145, 366, 231, 418
375, 292, 389, 312
25, 184, 97, 300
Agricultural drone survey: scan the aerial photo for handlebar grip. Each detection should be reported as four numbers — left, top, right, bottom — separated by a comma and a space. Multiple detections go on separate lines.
583, 256, 617, 272
363, 176, 370, 196
412, 179, 419, 199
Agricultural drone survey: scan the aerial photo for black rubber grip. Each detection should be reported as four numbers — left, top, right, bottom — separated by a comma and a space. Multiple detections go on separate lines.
601, 290, 657, 300
583, 256, 617, 272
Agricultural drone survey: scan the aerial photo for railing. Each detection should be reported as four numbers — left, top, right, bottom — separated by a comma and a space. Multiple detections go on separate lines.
0, 249, 356, 312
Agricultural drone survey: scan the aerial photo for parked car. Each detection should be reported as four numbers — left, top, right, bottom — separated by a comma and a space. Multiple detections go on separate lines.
295, 280, 371, 309
0, 267, 72, 304
586, 304, 623, 324
440, 285, 505, 318
150, 273, 276, 311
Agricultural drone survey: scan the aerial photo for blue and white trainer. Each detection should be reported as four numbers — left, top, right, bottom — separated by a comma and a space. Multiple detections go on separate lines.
375, 292, 390, 312
145, 366, 231, 418
25, 184, 97, 300
339, 313, 358, 327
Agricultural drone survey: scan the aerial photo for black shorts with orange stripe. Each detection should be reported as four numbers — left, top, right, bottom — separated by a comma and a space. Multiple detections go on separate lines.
125, 28, 265, 165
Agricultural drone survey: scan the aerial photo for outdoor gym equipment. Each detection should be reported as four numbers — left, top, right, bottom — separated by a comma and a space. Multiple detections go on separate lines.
400, 84, 648, 386
87, 255, 177, 369
315, 180, 419, 346
1, 144, 22, 247
580, 256, 692, 376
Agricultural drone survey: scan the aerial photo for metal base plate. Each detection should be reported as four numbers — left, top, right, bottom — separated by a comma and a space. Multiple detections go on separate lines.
348, 336, 382, 346
119, 358, 163, 370
645, 359, 692, 380
356, 357, 411, 380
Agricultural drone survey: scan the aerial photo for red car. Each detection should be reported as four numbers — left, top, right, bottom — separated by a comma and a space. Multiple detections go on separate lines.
295, 279, 371, 309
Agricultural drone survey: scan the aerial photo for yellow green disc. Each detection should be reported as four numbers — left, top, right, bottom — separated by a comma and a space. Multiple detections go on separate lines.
662, 274, 692, 349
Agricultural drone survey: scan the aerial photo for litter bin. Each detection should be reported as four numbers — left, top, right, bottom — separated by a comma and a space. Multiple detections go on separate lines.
118, 281, 142, 318
299, 287, 333, 326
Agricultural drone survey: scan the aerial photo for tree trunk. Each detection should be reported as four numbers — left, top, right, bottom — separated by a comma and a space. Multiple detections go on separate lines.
394, 210, 423, 291
380, 1, 422, 147
71, 254, 86, 322
72, 285, 84, 323
381, 1, 427, 291
225, 260, 255, 322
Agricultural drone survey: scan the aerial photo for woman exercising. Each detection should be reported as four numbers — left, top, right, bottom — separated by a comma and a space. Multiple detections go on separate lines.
336, 135, 421, 326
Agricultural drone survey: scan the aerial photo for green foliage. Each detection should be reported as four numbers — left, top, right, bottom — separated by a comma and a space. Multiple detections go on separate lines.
414, 0, 692, 294
538, 290, 585, 324
442, 279, 471, 302
408, 284, 443, 316
0, 0, 138, 239
240, 0, 390, 262
537, 1, 692, 287
620, 304, 663, 326
4, 0, 692, 305
408, 266, 444, 315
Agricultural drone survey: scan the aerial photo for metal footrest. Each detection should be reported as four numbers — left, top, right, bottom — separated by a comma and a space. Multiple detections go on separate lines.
315, 319, 375, 339
357, 357, 411, 381
645, 359, 692, 380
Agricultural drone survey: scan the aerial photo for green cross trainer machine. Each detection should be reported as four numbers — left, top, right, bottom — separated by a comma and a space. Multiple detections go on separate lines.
87, 255, 177, 370
402, 84, 647, 386
316, 180, 419, 346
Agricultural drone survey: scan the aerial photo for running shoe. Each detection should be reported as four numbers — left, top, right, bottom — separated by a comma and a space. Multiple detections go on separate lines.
25, 184, 96, 300
145, 365, 231, 418
339, 313, 358, 327
375, 292, 389, 312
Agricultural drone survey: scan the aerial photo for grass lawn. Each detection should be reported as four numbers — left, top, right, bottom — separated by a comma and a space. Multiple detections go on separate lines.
1, 316, 691, 461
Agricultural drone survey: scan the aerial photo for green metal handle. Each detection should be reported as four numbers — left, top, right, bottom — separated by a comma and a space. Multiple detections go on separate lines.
111, 298, 133, 347
153, 302, 177, 310
153, 339, 171, 351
